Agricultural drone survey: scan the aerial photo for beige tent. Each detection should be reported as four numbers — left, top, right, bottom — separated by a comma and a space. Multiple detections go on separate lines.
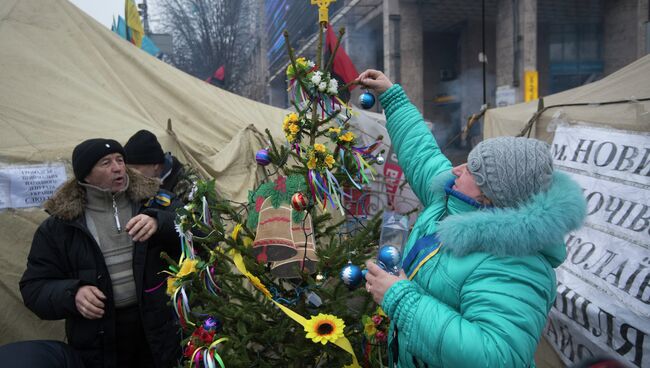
484, 54, 650, 141
0, 0, 289, 343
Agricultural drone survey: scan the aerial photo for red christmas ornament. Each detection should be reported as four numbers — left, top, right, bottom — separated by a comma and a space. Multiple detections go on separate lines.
291, 192, 308, 211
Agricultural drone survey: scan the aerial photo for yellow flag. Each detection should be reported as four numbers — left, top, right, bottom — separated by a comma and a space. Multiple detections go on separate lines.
125, 0, 144, 48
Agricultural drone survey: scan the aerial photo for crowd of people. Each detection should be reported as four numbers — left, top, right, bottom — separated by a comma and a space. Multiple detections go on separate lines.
7, 72, 606, 368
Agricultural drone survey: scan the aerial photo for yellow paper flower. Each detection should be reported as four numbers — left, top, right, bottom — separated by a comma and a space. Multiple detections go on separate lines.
325, 154, 335, 168
296, 57, 307, 68
307, 156, 318, 170
287, 112, 299, 122
289, 123, 300, 134
328, 127, 341, 134
304, 314, 346, 345
339, 131, 355, 142
287, 134, 296, 143
166, 277, 179, 296
177, 259, 198, 278
364, 319, 377, 337
247, 274, 272, 298
314, 143, 326, 153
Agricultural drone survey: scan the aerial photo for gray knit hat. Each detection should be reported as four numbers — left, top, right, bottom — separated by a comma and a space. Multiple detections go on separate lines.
467, 136, 553, 208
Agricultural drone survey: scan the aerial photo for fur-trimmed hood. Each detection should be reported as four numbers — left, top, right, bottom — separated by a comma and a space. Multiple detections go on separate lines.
44, 168, 161, 221
437, 172, 586, 261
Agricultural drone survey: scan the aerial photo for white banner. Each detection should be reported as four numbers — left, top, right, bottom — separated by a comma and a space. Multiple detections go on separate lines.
0, 163, 68, 209
548, 125, 650, 367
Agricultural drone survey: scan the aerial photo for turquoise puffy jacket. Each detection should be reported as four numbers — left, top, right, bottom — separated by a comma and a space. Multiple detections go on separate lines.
379, 85, 586, 368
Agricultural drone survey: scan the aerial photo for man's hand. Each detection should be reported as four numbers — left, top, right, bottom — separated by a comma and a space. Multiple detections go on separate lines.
356, 69, 394, 96
126, 214, 158, 242
364, 261, 407, 305
75, 285, 106, 319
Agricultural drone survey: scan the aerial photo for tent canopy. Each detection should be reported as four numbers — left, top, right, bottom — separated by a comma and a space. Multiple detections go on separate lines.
0, 0, 290, 343
0, 0, 288, 201
484, 55, 650, 141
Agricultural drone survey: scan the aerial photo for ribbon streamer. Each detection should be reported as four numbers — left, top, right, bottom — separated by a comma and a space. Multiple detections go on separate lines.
189, 337, 228, 368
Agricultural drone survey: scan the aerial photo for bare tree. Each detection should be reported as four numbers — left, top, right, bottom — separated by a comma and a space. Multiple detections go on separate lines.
156, 0, 264, 99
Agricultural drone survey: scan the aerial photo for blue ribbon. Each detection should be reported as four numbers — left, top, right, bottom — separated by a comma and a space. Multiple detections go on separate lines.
402, 233, 441, 277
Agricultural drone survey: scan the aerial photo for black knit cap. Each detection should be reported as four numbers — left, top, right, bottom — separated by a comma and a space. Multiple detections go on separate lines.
124, 130, 165, 165
72, 138, 126, 181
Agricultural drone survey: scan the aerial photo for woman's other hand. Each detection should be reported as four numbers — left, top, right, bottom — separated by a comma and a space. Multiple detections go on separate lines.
364, 260, 407, 304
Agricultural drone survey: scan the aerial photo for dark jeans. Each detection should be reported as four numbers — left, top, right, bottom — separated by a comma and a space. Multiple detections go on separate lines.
116, 304, 155, 368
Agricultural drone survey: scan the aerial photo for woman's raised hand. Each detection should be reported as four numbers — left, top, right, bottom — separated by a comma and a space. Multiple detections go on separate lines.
356, 69, 394, 96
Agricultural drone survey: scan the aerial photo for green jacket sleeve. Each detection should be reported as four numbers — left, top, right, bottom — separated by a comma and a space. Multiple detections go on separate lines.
380, 85, 452, 207
382, 256, 553, 368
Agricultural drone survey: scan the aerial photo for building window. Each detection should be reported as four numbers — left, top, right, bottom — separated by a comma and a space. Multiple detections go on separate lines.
548, 23, 603, 93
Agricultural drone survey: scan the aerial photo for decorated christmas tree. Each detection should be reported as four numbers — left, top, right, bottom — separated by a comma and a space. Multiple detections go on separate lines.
166, 2, 391, 367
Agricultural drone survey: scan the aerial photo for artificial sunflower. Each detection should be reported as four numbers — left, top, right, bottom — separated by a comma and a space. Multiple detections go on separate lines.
304, 313, 346, 345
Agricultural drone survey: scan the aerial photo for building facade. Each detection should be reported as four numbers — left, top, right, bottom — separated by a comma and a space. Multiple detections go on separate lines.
265, 0, 649, 154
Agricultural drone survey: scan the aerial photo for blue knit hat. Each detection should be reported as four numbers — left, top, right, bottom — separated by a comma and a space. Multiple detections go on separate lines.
467, 136, 553, 208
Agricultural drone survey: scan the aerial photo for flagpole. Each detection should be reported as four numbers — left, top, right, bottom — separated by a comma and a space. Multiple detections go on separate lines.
124, 0, 130, 42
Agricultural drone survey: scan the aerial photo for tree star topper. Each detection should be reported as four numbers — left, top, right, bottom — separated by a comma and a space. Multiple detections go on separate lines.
311, 0, 336, 25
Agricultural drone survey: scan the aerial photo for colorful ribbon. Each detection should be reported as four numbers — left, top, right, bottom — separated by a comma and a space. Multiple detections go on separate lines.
189, 337, 228, 368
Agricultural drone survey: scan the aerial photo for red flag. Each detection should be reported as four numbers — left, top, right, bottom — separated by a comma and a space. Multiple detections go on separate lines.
205, 65, 225, 84
213, 65, 225, 81
325, 26, 359, 91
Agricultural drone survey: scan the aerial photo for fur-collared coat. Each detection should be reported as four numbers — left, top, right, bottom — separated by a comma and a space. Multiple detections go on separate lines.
378, 85, 587, 368
20, 169, 181, 368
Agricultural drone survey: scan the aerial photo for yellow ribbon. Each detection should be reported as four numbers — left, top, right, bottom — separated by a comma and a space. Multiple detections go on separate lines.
407, 246, 441, 280
230, 249, 360, 367
231, 223, 242, 242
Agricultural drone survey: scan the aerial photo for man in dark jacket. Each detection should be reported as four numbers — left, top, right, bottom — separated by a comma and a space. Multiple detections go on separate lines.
124, 130, 192, 201
20, 138, 181, 368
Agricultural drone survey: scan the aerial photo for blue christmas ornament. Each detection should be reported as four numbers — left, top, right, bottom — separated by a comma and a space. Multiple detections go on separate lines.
340, 262, 363, 289
377, 245, 402, 275
255, 148, 271, 166
359, 91, 375, 109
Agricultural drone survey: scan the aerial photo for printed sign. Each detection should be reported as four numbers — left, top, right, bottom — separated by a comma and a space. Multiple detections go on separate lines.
0, 163, 68, 209
548, 125, 650, 368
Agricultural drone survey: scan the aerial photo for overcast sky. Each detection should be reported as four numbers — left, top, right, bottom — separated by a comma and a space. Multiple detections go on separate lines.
67, 0, 161, 30
68, 0, 123, 28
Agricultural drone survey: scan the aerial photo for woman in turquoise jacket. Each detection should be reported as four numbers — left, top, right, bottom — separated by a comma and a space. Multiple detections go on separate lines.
358, 70, 587, 368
